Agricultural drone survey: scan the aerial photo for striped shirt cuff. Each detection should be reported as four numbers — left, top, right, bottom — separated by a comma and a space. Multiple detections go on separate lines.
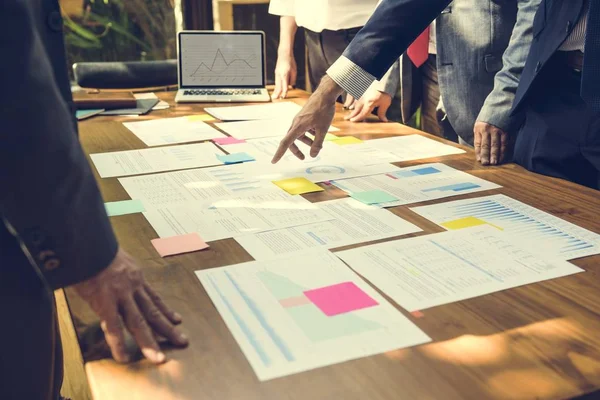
326, 56, 376, 100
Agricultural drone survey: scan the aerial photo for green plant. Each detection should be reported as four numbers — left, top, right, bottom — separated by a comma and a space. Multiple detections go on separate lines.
62, 0, 176, 75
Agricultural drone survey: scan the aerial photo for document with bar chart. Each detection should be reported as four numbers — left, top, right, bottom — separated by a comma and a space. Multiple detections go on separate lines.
337, 227, 584, 311
196, 250, 430, 380
118, 163, 277, 208
410, 194, 600, 260
332, 163, 501, 207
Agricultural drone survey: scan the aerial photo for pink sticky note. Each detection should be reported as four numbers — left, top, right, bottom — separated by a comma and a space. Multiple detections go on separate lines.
303, 282, 378, 316
213, 137, 246, 145
151, 233, 209, 257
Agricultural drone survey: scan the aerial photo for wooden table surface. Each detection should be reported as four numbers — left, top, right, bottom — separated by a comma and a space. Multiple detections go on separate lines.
66, 89, 600, 400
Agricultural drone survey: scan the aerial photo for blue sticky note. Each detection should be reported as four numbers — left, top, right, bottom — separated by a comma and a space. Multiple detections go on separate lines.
105, 199, 145, 217
217, 152, 255, 165
350, 190, 399, 205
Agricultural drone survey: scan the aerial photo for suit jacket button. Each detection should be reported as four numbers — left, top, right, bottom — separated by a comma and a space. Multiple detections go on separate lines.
47, 11, 63, 32
535, 61, 542, 73
44, 259, 60, 271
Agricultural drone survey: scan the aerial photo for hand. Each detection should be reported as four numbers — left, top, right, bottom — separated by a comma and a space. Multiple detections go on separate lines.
345, 89, 392, 122
73, 248, 188, 364
273, 54, 297, 99
343, 94, 356, 110
272, 75, 342, 163
474, 121, 508, 165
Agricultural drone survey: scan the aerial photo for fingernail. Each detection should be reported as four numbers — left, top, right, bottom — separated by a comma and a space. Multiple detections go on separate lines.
143, 348, 166, 363
179, 333, 189, 344
173, 312, 182, 322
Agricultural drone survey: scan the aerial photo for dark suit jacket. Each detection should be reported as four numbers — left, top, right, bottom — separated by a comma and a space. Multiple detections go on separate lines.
512, 0, 587, 112
341, 0, 452, 80
0, 0, 117, 289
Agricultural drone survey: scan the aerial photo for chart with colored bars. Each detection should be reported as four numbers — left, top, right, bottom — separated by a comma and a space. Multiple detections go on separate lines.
207, 165, 267, 193
332, 163, 501, 207
196, 251, 430, 380
257, 271, 381, 342
180, 33, 263, 86
411, 194, 600, 260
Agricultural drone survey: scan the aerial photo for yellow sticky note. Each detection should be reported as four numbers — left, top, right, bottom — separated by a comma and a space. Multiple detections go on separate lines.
332, 136, 364, 145
307, 133, 339, 141
187, 114, 214, 122
272, 177, 324, 195
441, 216, 502, 231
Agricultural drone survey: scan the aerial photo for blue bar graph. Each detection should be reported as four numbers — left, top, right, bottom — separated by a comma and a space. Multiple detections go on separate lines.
413, 195, 600, 259
392, 166, 441, 178
422, 182, 482, 193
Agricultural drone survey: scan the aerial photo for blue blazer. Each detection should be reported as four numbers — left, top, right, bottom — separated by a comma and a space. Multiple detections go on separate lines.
512, 0, 587, 112
1, 0, 117, 288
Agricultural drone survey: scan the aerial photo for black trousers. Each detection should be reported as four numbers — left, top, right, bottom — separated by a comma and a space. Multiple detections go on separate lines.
0, 224, 63, 400
514, 53, 600, 189
304, 27, 402, 122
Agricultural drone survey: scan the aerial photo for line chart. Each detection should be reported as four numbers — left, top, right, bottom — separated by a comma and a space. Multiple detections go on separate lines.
180, 33, 263, 86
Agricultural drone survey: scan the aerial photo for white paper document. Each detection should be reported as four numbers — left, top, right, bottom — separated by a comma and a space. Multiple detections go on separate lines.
142, 190, 335, 242
214, 118, 339, 140
90, 142, 226, 178
134, 92, 170, 110
205, 102, 303, 121
123, 116, 226, 146
337, 227, 584, 312
221, 137, 399, 182
341, 135, 465, 165
410, 194, 600, 261
332, 163, 501, 206
196, 250, 431, 380
118, 164, 277, 207
235, 198, 422, 260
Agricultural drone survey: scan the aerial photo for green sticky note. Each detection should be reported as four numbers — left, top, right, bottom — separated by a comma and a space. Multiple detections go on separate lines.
350, 190, 398, 205
105, 199, 145, 217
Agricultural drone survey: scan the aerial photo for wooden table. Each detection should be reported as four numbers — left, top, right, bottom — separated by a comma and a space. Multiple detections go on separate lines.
64, 89, 600, 400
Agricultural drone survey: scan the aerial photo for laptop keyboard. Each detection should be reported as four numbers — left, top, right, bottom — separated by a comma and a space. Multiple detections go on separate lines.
183, 89, 263, 96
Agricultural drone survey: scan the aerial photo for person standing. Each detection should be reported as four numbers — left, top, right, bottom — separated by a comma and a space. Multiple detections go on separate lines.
0, 1, 188, 399
272, 0, 599, 190
269, 0, 401, 122
511, 0, 599, 189
397, 0, 540, 160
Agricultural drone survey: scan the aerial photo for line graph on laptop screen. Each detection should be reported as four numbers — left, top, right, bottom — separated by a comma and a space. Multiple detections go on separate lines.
180, 33, 263, 87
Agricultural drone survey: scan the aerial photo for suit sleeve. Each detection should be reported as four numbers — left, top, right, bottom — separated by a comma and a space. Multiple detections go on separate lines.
327, 0, 451, 99
476, 0, 541, 132
0, 1, 118, 289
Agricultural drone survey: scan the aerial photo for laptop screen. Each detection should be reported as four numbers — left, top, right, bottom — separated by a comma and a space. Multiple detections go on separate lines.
178, 31, 265, 88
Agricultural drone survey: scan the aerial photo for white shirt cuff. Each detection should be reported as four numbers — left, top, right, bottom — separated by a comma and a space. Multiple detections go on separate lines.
326, 56, 376, 100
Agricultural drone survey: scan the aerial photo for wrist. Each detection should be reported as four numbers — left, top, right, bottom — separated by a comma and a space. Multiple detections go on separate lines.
277, 45, 294, 58
318, 75, 344, 101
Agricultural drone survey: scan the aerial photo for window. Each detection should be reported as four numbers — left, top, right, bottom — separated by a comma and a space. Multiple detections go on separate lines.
61, 0, 178, 77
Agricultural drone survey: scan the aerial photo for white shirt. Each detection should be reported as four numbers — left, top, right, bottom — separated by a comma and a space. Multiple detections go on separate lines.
269, 0, 380, 33
429, 21, 437, 55
559, 1, 588, 52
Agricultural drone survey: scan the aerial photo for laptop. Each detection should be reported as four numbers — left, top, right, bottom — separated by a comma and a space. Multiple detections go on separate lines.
175, 31, 271, 103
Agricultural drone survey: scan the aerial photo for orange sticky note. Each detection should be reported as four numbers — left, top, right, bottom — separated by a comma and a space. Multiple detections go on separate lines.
151, 233, 209, 257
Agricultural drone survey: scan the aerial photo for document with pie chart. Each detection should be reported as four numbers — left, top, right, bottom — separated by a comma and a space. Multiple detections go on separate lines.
196, 250, 430, 380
